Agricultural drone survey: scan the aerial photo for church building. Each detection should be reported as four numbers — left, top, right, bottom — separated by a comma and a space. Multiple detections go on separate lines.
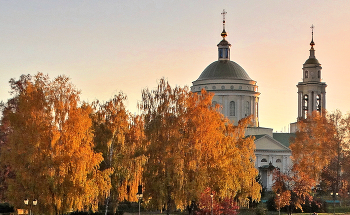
191, 10, 326, 190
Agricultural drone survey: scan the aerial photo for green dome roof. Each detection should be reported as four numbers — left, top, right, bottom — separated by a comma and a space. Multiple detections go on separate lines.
197, 60, 252, 81
304, 58, 320, 65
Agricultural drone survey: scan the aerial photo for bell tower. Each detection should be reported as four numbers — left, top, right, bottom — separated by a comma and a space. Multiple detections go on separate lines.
297, 25, 327, 119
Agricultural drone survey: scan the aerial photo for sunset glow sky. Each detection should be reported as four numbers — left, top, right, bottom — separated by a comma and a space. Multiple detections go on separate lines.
1, 1, 350, 132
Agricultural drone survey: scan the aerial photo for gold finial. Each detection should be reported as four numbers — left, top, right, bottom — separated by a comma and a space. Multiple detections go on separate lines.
221, 9, 227, 38
310, 24, 315, 47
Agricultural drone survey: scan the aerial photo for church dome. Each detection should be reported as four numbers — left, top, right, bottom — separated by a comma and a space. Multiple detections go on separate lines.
304, 58, 319, 65
196, 60, 252, 81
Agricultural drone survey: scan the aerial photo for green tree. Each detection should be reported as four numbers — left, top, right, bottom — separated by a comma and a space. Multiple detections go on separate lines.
0, 73, 111, 215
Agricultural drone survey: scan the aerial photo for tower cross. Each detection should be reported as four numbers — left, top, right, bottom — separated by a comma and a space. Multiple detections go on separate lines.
221, 9, 227, 21
310, 24, 315, 47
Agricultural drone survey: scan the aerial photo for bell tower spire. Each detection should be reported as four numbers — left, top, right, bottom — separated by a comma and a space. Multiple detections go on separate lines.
296, 25, 327, 120
309, 24, 315, 58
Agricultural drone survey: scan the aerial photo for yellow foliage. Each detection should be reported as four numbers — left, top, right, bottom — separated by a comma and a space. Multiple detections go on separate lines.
0, 73, 111, 215
139, 78, 260, 211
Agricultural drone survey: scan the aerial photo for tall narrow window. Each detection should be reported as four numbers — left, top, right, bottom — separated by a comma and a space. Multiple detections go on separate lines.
245, 101, 250, 116
318, 70, 320, 78
303, 94, 308, 118
229, 101, 235, 116
305, 71, 309, 78
316, 95, 321, 112
219, 49, 223, 58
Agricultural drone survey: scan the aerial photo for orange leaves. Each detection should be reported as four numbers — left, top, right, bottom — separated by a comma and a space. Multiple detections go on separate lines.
196, 187, 239, 215
139, 78, 260, 211
0, 73, 111, 214
290, 111, 341, 185
92, 93, 144, 206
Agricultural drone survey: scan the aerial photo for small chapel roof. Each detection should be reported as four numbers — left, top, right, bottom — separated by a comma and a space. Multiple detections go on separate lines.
272, 133, 295, 147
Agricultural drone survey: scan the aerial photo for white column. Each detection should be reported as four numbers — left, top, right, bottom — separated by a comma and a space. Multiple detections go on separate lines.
298, 92, 302, 119
308, 91, 312, 116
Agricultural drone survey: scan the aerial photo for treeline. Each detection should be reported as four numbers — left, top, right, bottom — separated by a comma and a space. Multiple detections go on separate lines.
0, 73, 261, 215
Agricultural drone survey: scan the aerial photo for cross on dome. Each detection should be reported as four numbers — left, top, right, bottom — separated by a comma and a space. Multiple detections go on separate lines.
221, 9, 227, 38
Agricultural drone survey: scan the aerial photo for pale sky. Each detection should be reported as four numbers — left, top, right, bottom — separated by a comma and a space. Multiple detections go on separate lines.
1, 1, 350, 132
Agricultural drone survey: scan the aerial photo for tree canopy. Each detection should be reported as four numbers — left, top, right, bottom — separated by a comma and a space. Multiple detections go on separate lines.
0, 73, 111, 215
0, 74, 261, 214
139, 78, 260, 211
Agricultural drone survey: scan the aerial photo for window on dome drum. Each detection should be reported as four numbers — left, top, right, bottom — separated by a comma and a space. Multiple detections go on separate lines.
318, 70, 320, 78
245, 101, 250, 116
219, 49, 223, 58
305, 71, 308, 78
224, 48, 228, 58
316, 95, 321, 112
239, 86, 242, 90
261, 158, 267, 162
230, 85, 234, 90
221, 85, 225, 89
303, 94, 308, 118
229, 101, 235, 116
276, 159, 281, 163
212, 86, 216, 90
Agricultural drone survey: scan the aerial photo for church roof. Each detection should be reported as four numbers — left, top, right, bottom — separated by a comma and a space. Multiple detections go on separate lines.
196, 60, 252, 81
272, 133, 295, 147
217, 39, 231, 46
304, 58, 320, 65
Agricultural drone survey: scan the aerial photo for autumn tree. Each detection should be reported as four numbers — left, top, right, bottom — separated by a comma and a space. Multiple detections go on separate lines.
91, 94, 145, 213
285, 110, 350, 212
0, 73, 111, 215
290, 111, 338, 185
196, 187, 238, 215
272, 168, 314, 214
139, 78, 260, 212
290, 111, 350, 192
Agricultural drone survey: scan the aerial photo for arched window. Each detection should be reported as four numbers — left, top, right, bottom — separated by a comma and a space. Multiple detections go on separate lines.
245, 101, 250, 116
316, 95, 321, 112
303, 94, 308, 118
305, 71, 309, 78
261, 158, 267, 162
229, 101, 235, 116
318, 70, 320, 78
276, 159, 282, 163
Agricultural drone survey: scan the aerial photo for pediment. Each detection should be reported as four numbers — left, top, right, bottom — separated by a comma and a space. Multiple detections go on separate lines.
253, 135, 291, 152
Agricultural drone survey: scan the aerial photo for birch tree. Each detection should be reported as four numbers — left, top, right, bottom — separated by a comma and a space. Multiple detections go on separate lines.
0, 73, 111, 215
139, 78, 260, 211
91, 94, 145, 213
